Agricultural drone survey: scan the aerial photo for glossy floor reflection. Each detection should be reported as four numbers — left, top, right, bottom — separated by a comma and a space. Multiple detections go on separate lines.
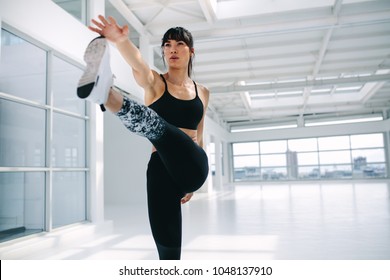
45, 182, 390, 260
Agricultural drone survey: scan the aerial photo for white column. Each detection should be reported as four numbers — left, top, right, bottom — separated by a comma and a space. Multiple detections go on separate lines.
87, 0, 105, 224
88, 0, 105, 20
139, 34, 155, 68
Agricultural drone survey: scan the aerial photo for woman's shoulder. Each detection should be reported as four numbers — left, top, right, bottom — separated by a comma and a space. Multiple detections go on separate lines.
148, 70, 166, 89
194, 81, 209, 107
196, 82, 209, 98
144, 70, 165, 105
151, 69, 163, 80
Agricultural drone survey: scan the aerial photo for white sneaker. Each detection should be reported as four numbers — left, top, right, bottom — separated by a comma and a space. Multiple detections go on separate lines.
77, 36, 113, 111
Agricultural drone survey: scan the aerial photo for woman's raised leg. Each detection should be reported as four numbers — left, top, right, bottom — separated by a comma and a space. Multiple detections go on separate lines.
113, 94, 208, 193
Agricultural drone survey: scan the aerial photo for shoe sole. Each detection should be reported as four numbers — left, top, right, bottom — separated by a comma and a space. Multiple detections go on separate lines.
77, 37, 107, 99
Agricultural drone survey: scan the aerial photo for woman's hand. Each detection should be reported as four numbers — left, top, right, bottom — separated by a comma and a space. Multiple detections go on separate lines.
181, 193, 194, 204
88, 15, 129, 44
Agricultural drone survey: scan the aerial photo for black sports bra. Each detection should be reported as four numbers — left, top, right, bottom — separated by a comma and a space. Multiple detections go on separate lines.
148, 74, 204, 130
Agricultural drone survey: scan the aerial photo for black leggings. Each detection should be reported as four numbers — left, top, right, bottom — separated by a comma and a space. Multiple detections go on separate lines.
116, 96, 209, 259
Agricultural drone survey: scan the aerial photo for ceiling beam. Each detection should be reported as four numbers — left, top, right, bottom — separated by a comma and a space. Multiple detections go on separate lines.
312, 0, 343, 77
312, 28, 333, 77
108, 0, 147, 35
299, 86, 313, 118
360, 69, 390, 103
222, 104, 382, 122
216, 0, 340, 20
240, 91, 253, 120
148, 8, 390, 44
197, 0, 216, 24
301, 0, 343, 119
143, 0, 169, 29
332, 0, 343, 16
210, 74, 390, 95
360, 81, 388, 104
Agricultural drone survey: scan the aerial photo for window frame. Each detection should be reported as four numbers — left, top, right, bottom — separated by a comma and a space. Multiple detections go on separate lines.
0, 25, 90, 241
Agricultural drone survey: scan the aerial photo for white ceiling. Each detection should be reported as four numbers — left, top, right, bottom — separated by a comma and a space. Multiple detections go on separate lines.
106, 0, 390, 131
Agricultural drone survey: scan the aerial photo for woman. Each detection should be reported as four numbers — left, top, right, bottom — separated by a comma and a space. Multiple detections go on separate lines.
77, 15, 209, 260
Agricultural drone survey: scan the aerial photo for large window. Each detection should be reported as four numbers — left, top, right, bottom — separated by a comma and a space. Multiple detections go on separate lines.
233, 142, 260, 181
232, 133, 387, 181
52, 0, 88, 24
0, 28, 88, 242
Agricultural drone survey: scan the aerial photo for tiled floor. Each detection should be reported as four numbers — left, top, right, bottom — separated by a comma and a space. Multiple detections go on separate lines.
30, 182, 390, 260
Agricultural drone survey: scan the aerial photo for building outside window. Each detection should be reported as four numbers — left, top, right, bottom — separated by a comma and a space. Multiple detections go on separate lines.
0, 28, 88, 242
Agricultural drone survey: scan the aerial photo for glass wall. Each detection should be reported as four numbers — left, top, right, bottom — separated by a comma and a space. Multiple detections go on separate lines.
0, 28, 88, 242
232, 133, 387, 181
52, 0, 88, 24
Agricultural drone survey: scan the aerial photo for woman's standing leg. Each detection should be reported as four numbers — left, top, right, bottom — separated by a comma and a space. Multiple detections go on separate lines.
107, 93, 190, 259
147, 153, 184, 260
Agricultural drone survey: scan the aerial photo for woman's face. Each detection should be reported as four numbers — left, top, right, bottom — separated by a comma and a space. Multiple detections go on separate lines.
163, 39, 194, 69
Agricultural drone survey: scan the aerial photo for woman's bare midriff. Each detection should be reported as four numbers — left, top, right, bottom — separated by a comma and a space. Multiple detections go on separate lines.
151, 127, 198, 153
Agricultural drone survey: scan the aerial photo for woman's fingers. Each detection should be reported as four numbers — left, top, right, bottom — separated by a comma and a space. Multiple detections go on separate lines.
181, 193, 194, 204
122, 24, 129, 35
108, 16, 118, 25
98, 14, 110, 25
90, 19, 104, 30
88, 15, 129, 42
88, 26, 101, 34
